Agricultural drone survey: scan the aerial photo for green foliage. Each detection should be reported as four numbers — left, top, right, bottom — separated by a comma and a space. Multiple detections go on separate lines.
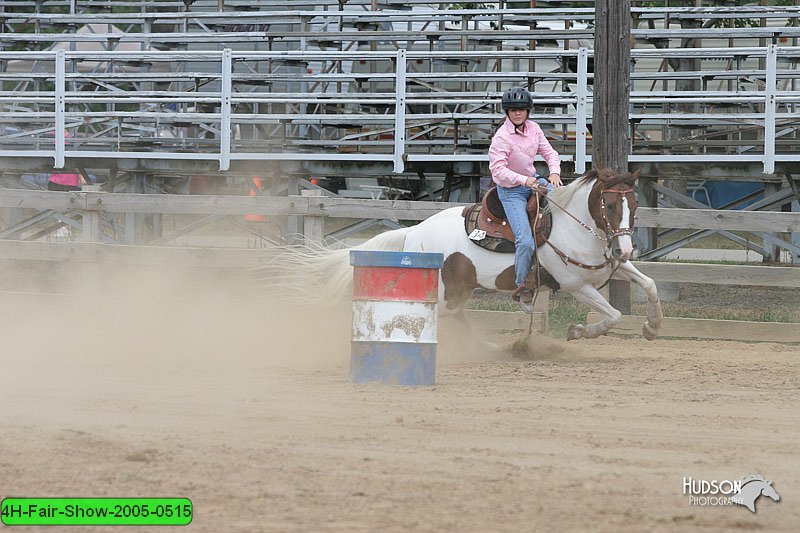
465, 297, 518, 312
468, 285, 799, 334
634, 1, 798, 6
631, 0, 800, 28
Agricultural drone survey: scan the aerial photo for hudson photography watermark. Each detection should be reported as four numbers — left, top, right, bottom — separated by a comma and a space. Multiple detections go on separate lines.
683, 475, 781, 513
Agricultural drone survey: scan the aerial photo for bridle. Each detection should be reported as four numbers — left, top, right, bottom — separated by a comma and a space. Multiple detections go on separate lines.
540, 184, 635, 275
599, 187, 636, 240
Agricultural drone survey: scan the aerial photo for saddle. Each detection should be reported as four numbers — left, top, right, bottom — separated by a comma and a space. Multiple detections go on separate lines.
462, 186, 559, 291
462, 186, 552, 253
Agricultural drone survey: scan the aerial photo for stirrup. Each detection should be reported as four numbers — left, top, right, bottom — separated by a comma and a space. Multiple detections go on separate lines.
517, 291, 534, 314
511, 285, 532, 302
511, 287, 534, 314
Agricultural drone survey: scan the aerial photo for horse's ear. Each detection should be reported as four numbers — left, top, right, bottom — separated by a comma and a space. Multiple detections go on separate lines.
598, 168, 617, 182
630, 168, 641, 182
583, 168, 599, 181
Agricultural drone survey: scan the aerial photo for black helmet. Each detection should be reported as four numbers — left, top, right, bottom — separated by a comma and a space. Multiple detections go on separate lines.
501, 87, 533, 110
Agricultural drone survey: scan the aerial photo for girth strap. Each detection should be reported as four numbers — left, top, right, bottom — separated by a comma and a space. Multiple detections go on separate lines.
542, 237, 622, 290
543, 237, 614, 270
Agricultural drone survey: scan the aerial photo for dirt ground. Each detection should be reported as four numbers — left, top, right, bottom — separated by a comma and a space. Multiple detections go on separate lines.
1, 263, 798, 532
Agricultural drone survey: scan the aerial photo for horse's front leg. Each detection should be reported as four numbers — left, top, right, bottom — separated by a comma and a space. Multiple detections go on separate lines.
612, 262, 663, 341
564, 284, 622, 341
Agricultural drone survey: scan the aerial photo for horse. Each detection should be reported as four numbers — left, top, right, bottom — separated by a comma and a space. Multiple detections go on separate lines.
731, 475, 781, 513
260, 168, 662, 344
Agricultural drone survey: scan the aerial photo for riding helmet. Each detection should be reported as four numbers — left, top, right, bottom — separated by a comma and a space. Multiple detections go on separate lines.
501, 87, 533, 110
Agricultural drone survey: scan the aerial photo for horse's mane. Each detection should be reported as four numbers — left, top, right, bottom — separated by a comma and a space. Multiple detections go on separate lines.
740, 475, 768, 486
543, 173, 595, 213
544, 168, 635, 214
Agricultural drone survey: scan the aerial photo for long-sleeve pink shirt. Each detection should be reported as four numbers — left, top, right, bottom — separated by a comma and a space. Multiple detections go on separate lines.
488, 118, 561, 188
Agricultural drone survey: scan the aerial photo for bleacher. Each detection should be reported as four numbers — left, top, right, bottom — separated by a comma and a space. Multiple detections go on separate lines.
0, 1, 799, 196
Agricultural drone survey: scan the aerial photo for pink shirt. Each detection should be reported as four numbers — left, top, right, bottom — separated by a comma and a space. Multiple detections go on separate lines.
49, 173, 81, 187
489, 118, 561, 188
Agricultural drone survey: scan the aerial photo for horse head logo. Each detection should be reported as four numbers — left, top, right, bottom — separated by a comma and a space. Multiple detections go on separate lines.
731, 475, 781, 513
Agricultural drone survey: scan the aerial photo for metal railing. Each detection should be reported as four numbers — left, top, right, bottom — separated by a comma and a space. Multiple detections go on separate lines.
1, 45, 800, 174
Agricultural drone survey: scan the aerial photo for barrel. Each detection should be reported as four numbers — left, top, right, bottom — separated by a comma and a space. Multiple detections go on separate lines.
349, 250, 444, 386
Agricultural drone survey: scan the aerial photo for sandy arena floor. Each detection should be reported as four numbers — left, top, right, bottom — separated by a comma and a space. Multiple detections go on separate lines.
1, 267, 798, 532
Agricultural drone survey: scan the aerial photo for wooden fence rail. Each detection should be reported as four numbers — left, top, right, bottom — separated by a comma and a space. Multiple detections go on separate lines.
587, 312, 800, 343
0, 241, 796, 289
0, 190, 798, 232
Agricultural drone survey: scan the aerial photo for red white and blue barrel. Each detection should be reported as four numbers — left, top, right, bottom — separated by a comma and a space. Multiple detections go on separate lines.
349, 250, 444, 386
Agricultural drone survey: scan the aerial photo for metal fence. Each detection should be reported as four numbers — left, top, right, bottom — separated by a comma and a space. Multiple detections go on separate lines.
2, 45, 800, 175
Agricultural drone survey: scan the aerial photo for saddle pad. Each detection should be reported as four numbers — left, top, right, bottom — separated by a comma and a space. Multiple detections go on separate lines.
462, 203, 553, 250
463, 204, 516, 253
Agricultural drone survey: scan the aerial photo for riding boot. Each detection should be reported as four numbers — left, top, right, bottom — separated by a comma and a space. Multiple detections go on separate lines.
511, 285, 535, 314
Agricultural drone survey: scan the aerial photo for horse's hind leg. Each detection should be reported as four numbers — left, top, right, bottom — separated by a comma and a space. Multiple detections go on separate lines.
437, 252, 499, 351
612, 262, 663, 340
451, 308, 500, 352
564, 285, 622, 341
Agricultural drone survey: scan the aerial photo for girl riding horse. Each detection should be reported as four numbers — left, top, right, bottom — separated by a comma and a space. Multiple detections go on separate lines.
260, 168, 662, 345
489, 87, 563, 313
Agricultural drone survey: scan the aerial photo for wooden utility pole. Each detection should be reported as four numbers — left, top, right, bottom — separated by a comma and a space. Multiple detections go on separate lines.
593, 0, 632, 313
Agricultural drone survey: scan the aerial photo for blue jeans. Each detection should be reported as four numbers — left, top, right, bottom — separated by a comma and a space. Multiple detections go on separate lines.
497, 178, 552, 287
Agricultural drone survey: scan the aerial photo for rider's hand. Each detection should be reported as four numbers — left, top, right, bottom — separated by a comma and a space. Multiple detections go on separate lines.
548, 173, 563, 189
525, 176, 538, 188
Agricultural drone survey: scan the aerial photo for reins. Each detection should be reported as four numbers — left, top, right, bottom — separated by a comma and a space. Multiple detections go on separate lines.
543, 193, 608, 244
525, 260, 541, 338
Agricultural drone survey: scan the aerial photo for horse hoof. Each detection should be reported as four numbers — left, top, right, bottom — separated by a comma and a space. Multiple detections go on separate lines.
567, 324, 583, 341
511, 338, 532, 359
643, 323, 658, 341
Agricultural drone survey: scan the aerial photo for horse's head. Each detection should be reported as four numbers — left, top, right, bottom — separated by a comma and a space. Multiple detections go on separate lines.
760, 480, 781, 502
586, 168, 640, 262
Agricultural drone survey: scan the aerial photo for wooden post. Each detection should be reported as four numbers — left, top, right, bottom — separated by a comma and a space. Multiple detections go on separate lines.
528, 0, 536, 88
792, 195, 800, 264
286, 176, 302, 243
762, 182, 780, 262
80, 210, 101, 243
125, 172, 147, 244
637, 178, 658, 255
301, 189, 324, 246
594, 0, 632, 314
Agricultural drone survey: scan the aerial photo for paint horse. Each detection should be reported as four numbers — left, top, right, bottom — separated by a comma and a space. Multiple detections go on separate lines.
261, 168, 662, 342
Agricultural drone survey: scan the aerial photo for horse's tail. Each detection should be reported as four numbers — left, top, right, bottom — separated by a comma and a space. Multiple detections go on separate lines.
259, 227, 412, 305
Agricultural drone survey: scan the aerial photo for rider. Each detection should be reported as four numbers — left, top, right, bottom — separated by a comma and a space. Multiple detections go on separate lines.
489, 87, 563, 313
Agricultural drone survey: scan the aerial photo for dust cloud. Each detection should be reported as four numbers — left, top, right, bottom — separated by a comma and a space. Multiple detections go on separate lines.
0, 254, 354, 425
2, 254, 799, 532
0, 254, 573, 394
3, 261, 348, 357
